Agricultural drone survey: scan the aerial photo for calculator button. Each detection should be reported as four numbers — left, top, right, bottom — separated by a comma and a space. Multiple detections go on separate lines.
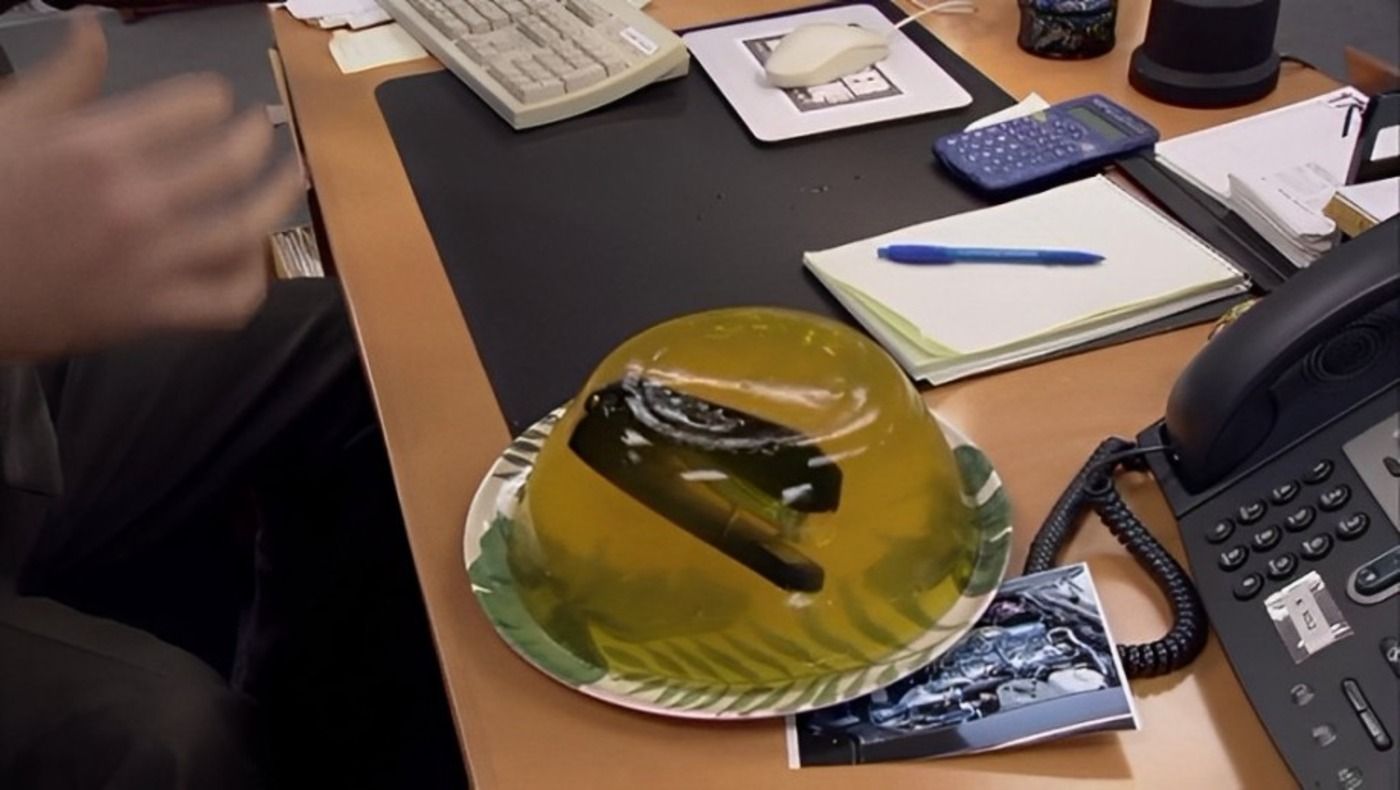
1270, 481, 1300, 505
1285, 506, 1316, 532
1219, 545, 1248, 571
1337, 513, 1370, 540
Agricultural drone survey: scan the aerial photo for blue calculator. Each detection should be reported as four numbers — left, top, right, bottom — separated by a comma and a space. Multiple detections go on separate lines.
933, 94, 1160, 194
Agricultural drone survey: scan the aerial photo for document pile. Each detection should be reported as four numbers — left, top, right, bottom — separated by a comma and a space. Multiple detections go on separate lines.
803, 176, 1247, 385
284, 0, 392, 30
1155, 88, 1367, 268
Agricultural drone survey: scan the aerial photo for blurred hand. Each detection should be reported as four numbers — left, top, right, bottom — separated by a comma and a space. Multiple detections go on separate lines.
0, 13, 302, 359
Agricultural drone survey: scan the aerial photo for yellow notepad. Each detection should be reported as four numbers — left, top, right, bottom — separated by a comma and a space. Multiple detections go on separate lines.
803, 176, 1248, 384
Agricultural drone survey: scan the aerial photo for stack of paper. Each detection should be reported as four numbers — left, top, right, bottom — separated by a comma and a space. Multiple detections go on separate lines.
285, 0, 392, 30
1155, 87, 1366, 268
803, 177, 1248, 385
1325, 176, 1400, 237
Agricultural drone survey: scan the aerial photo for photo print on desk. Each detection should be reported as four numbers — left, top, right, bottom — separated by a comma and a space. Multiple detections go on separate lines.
788, 564, 1138, 767
741, 35, 903, 112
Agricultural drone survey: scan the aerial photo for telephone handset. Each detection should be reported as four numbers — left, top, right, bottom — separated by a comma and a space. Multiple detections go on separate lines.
1032, 217, 1398, 787
1162, 219, 1400, 494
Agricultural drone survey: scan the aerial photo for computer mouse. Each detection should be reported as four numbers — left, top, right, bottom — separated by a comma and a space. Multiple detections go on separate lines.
764, 23, 891, 89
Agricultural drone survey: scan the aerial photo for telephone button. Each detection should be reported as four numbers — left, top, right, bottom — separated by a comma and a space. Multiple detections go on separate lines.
1359, 710, 1392, 750
1238, 500, 1267, 524
1341, 679, 1393, 751
1337, 513, 1370, 540
1206, 518, 1235, 544
1304, 459, 1334, 485
1381, 637, 1400, 678
1285, 506, 1317, 532
1233, 573, 1263, 600
1252, 525, 1282, 551
1336, 766, 1364, 790
1301, 534, 1334, 561
1353, 547, 1400, 597
1319, 484, 1351, 511
1290, 682, 1316, 706
1270, 481, 1301, 505
1219, 545, 1249, 571
1267, 553, 1298, 580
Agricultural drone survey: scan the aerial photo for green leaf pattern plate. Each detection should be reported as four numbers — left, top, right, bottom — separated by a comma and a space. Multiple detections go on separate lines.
463, 408, 1012, 719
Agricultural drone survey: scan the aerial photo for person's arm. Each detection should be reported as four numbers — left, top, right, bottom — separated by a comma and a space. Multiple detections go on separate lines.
0, 13, 300, 360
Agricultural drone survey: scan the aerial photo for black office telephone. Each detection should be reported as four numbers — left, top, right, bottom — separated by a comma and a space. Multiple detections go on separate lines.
1030, 217, 1399, 788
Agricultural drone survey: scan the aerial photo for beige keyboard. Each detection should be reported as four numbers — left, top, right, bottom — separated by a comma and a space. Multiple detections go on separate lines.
381, 0, 689, 129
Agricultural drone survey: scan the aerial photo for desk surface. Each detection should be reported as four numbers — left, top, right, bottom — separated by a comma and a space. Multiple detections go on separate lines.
271, 3, 1339, 786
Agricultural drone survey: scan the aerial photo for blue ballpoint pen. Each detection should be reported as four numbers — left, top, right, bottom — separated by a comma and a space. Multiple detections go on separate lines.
877, 244, 1104, 265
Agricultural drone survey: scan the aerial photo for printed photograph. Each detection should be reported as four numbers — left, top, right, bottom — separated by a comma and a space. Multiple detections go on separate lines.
790, 564, 1137, 767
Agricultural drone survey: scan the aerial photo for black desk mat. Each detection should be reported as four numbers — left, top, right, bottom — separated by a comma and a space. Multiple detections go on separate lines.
377, 2, 1012, 433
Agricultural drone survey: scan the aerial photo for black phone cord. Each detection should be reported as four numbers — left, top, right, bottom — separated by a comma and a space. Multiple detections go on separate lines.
1023, 437, 1209, 678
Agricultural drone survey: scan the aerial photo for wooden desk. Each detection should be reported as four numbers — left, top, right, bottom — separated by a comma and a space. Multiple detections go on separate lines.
272, 3, 1338, 786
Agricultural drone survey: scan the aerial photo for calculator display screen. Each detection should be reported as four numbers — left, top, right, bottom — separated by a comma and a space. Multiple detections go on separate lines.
1068, 106, 1128, 141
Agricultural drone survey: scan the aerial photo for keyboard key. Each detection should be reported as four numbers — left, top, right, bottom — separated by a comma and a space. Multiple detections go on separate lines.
562, 62, 605, 91
472, 0, 510, 29
565, 0, 610, 25
498, 0, 530, 20
519, 16, 561, 44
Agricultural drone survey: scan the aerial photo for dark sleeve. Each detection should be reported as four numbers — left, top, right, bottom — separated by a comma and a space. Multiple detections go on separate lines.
0, 366, 63, 496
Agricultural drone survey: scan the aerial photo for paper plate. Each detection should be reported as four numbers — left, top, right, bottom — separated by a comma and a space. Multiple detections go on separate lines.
462, 407, 1012, 719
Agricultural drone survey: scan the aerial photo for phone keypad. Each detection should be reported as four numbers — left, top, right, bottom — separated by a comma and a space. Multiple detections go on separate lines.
1207, 456, 1355, 589
1160, 398, 1400, 790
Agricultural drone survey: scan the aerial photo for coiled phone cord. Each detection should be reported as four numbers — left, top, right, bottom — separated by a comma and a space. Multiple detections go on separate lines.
1024, 437, 1209, 678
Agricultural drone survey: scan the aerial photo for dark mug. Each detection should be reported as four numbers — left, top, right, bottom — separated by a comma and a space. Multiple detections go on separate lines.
1017, 0, 1117, 60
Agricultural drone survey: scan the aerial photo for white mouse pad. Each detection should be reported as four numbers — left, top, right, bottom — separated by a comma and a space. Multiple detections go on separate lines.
682, 4, 972, 142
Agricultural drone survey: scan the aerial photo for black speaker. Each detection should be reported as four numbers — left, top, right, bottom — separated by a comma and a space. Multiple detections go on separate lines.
1129, 0, 1282, 108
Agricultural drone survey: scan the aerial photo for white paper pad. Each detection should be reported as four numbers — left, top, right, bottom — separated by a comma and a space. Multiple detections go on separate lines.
803, 176, 1247, 384
328, 23, 427, 74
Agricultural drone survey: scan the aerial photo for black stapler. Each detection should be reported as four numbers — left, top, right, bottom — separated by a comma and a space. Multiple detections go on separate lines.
568, 375, 842, 593
1346, 90, 1400, 185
